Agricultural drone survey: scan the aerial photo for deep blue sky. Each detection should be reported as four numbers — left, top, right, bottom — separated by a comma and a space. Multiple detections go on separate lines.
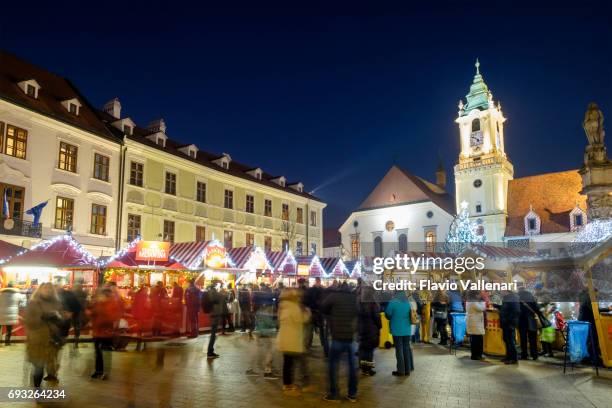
2, 3, 611, 228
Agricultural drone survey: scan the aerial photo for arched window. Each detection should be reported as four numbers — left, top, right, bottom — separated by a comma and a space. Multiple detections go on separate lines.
471, 119, 481, 132
374, 236, 383, 258
398, 234, 408, 253
425, 231, 436, 252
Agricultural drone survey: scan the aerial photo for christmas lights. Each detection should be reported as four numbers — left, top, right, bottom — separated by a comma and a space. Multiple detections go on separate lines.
445, 201, 486, 253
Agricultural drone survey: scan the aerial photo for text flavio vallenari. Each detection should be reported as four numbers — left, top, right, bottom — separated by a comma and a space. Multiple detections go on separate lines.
372, 279, 518, 291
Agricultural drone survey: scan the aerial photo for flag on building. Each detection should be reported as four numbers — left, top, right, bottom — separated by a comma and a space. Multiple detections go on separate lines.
25, 200, 49, 225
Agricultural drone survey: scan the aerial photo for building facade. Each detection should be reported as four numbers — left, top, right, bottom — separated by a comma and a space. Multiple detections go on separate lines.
0, 51, 122, 255
339, 166, 455, 260
0, 50, 325, 256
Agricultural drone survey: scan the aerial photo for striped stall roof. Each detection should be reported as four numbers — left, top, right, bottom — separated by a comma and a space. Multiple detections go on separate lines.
228, 246, 255, 268
170, 241, 212, 269
266, 250, 296, 274
229, 246, 272, 271
344, 260, 361, 278
295, 255, 325, 277
320, 257, 349, 277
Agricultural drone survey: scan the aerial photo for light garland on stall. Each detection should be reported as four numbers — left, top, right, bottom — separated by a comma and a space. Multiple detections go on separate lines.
28, 233, 99, 266
277, 249, 297, 274
100, 236, 141, 267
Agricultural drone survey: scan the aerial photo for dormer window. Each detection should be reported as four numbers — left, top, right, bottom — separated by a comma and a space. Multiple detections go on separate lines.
123, 125, 132, 135
111, 118, 136, 136
524, 206, 541, 235
18, 79, 41, 99
271, 176, 286, 187
178, 144, 198, 159
289, 182, 304, 193
61, 98, 81, 116
247, 168, 263, 180
156, 137, 165, 147
26, 84, 36, 98
212, 153, 232, 169
569, 206, 586, 232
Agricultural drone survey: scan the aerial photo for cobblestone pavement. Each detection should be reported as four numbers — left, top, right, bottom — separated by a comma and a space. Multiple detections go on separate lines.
0, 334, 610, 408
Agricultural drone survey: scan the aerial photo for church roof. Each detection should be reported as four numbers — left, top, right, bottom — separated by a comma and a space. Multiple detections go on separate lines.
461, 59, 491, 116
357, 165, 455, 214
505, 170, 587, 236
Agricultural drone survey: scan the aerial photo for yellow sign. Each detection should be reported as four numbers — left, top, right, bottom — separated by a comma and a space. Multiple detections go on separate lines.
135, 241, 170, 262
205, 243, 227, 268
297, 264, 310, 276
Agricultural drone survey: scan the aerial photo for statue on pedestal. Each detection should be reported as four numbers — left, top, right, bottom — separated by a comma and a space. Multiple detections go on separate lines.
583, 102, 608, 164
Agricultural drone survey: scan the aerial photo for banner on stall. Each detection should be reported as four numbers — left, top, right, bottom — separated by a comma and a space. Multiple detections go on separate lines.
205, 243, 227, 268
135, 241, 170, 262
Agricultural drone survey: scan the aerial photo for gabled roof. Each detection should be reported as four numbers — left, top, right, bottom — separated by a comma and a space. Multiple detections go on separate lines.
97, 109, 325, 203
505, 170, 587, 236
357, 165, 455, 214
0, 50, 120, 143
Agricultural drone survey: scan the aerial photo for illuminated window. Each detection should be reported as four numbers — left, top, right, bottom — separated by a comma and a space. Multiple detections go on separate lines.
351, 233, 360, 259
196, 225, 206, 242
90, 204, 107, 235
282, 239, 289, 251
295, 241, 303, 255
296, 208, 303, 224
282, 204, 289, 221
425, 231, 436, 252
0, 183, 24, 220
58, 141, 78, 172
55, 196, 74, 230
310, 210, 317, 227
246, 233, 254, 246
5, 125, 28, 159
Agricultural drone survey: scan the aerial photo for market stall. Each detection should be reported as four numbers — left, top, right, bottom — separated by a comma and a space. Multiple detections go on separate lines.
320, 257, 350, 282
266, 250, 297, 286
229, 245, 273, 285
294, 255, 326, 286
1, 234, 99, 338
170, 240, 239, 288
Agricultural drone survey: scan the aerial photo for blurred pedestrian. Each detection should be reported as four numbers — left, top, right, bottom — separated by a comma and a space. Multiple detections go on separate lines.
71, 281, 88, 348
518, 287, 544, 361
432, 290, 449, 346
132, 285, 151, 351
203, 281, 223, 359
277, 288, 311, 397
24, 283, 63, 388
321, 282, 358, 403
385, 291, 414, 377
238, 284, 254, 335
466, 290, 486, 360
245, 285, 278, 379
496, 289, 520, 365
0, 282, 24, 346
306, 277, 328, 356
150, 281, 167, 337
357, 286, 381, 376
185, 280, 201, 338
90, 286, 123, 379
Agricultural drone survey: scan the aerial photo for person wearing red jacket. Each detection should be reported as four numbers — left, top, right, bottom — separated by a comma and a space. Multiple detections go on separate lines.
90, 286, 123, 380
131, 286, 152, 351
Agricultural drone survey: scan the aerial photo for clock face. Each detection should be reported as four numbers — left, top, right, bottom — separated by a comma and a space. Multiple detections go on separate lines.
470, 131, 483, 147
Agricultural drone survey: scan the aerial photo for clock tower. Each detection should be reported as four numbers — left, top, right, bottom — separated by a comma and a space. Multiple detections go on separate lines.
454, 59, 514, 243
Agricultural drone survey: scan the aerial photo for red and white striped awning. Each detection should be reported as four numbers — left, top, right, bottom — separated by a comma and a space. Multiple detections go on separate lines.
295, 255, 325, 277
266, 250, 297, 274
229, 246, 272, 271
170, 241, 211, 269
320, 257, 349, 277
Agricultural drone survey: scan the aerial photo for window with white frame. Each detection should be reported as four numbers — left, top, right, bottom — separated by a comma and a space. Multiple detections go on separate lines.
569, 206, 586, 231
524, 206, 541, 235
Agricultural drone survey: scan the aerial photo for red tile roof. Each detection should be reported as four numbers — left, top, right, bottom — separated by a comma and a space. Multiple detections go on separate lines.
358, 165, 455, 214
505, 170, 587, 236
0, 50, 120, 143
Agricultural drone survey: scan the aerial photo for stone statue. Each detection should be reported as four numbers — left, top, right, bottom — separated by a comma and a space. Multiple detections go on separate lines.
583, 102, 605, 146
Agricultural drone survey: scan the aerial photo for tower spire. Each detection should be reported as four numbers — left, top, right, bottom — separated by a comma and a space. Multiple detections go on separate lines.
475, 58, 480, 75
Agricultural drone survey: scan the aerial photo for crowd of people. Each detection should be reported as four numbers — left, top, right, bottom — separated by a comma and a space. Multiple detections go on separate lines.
0, 277, 599, 403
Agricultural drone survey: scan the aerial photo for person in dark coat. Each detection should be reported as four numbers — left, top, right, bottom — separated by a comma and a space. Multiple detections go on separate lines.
204, 282, 223, 359
306, 277, 328, 355
357, 286, 381, 376
71, 282, 88, 348
431, 290, 449, 346
321, 282, 358, 402
496, 290, 520, 364
238, 284, 253, 334
184, 280, 201, 338
518, 287, 543, 361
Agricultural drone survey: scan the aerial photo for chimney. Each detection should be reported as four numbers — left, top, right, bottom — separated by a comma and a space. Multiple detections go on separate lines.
436, 159, 446, 190
146, 119, 166, 135
103, 98, 122, 119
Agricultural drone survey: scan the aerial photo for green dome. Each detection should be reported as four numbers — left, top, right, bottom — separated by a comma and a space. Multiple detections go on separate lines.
460, 59, 491, 116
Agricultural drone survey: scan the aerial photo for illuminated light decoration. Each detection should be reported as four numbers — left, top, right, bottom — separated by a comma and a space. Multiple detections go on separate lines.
101, 236, 141, 267
276, 250, 297, 275
135, 240, 170, 262
572, 218, 612, 246
204, 241, 229, 269
445, 201, 486, 253
25, 233, 99, 266
242, 246, 273, 272
0, 249, 28, 265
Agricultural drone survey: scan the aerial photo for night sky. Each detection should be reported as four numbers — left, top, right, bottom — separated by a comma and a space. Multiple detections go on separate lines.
2, 3, 611, 228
